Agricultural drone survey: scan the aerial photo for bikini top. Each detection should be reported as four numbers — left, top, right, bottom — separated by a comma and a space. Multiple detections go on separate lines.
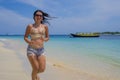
30, 25, 45, 40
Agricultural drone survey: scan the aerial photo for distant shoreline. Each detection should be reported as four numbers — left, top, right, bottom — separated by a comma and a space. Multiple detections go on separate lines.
0, 31, 120, 36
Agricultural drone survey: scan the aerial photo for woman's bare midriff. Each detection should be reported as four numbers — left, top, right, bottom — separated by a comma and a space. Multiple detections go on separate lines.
30, 38, 44, 49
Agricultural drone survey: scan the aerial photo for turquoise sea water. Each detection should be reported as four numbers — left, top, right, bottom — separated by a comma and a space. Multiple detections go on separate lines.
46, 35, 120, 67
0, 35, 120, 79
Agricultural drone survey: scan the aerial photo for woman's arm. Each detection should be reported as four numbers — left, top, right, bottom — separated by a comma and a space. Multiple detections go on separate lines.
24, 24, 32, 44
44, 25, 49, 42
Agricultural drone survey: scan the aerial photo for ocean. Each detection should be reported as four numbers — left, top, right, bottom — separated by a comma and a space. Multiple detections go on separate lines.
0, 35, 120, 80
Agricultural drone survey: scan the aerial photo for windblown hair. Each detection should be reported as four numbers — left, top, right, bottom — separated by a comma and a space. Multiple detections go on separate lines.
33, 9, 52, 25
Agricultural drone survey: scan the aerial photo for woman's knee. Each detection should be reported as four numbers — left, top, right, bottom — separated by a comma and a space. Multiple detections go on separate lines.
38, 55, 46, 73
32, 65, 39, 72
38, 67, 45, 73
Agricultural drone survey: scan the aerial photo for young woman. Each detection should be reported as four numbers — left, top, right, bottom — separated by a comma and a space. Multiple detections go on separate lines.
24, 10, 51, 80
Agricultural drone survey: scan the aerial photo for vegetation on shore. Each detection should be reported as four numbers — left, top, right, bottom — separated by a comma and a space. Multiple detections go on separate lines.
100, 31, 120, 35
75, 31, 120, 35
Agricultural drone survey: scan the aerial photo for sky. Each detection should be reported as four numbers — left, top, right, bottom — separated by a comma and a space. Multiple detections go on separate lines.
0, 0, 120, 35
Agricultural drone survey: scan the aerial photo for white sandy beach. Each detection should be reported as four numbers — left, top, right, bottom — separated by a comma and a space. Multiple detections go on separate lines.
0, 41, 30, 80
0, 39, 98, 80
0, 39, 96, 80
0, 39, 120, 80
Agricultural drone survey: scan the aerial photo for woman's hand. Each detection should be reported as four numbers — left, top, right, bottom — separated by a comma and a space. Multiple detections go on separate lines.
40, 37, 49, 42
29, 41, 35, 46
40, 37, 45, 42
30, 38, 44, 45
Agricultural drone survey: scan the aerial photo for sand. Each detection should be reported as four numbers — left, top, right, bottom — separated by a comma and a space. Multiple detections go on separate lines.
0, 39, 116, 80
0, 42, 30, 80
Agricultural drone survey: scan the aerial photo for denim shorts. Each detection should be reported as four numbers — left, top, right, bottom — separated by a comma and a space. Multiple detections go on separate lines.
27, 45, 45, 57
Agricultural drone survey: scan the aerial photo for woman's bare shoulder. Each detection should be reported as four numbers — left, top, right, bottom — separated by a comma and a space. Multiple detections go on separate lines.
25, 24, 33, 32
42, 24, 48, 28
26, 24, 33, 30
27, 24, 33, 28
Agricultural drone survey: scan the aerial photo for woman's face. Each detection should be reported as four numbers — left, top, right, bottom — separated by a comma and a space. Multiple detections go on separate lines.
34, 11, 43, 23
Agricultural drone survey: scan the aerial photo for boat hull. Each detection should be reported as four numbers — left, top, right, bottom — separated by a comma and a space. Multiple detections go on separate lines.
70, 33, 100, 37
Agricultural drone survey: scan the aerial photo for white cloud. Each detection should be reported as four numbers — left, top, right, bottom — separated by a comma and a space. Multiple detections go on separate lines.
0, 7, 32, 34
93, 0, 120, 15
14, 0, 120, 33
15, 0, 44, 8
0, 0, 120, 34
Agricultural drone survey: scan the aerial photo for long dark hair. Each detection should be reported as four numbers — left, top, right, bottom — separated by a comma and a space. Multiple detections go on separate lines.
33, 10, 52, 25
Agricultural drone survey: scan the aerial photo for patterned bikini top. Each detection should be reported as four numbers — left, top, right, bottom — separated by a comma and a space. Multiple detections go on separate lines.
30, 25, 45, 40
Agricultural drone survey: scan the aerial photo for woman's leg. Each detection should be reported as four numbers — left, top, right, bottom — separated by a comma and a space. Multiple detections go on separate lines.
38, 55, 46, 73
27, 54, 39, 80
